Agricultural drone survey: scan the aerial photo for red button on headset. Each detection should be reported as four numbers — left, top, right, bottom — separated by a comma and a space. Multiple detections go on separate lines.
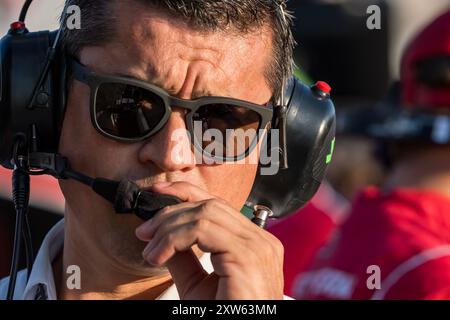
315, 81, 332, 94
10, 21, 26, 30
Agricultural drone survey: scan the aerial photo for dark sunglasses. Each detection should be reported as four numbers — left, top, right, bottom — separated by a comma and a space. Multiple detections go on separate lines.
69, 58, 274, 162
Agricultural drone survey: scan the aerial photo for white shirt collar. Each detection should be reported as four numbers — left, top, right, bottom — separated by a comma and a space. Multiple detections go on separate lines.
23, 219, 64, 300
20, 219, 214, 300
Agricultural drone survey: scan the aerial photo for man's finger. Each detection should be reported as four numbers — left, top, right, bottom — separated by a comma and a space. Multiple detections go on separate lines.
144, 205, 252, 247
135, 201, 202, 241
143, 220, 245, 267
136, 200, 251, 242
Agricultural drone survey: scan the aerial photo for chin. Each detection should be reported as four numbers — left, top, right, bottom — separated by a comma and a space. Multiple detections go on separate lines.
101, 213, 165, 275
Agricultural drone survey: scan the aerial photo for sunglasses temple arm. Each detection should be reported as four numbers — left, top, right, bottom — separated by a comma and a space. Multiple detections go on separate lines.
276, 105, 289, 170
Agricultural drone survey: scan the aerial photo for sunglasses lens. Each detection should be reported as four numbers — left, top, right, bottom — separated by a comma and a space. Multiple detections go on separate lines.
193, 104, 262, 158
95, 83, 166, 139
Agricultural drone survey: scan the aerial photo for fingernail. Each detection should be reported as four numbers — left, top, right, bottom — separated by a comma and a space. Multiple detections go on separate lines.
147, 253, 158, 266
143, 243, 153, 258
143, 244, 158, 266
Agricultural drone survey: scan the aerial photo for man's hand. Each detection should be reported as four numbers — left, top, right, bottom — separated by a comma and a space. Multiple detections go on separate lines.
135, 181, 284, 300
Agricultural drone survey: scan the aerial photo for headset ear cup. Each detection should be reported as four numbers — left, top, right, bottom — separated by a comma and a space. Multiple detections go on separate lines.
0, 30, 67, 168
247, 77, 336, 219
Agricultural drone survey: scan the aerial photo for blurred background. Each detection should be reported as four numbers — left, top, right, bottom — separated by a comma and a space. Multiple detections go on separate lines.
1, 0, 450, 297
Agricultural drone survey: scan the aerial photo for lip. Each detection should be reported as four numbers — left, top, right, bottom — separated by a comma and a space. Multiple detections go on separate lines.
134, 183, 158, 193
134, 180, 172, 192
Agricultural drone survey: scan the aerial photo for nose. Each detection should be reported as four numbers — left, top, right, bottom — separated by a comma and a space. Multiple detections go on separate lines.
138, 107, 197, 172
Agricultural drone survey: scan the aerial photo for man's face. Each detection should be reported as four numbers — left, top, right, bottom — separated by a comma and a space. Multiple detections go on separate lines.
58, 2, 273, 273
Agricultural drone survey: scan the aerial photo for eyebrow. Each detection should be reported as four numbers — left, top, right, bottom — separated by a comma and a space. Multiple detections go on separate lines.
112, 71, 216, 99
109, 71, 271, 106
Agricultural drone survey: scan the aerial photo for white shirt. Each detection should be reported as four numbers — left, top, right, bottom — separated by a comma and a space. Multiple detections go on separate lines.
0, 219, 291, 300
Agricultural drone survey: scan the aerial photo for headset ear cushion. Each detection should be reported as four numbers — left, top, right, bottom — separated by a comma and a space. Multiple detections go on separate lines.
259, 76, 296, 157
284, 77, 297, 107
57, 52, 68, 131
48, 31, 68, 149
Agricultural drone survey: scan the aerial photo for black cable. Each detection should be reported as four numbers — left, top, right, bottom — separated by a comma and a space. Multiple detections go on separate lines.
6, 151, 31, 300
19, 0, 33, 22
26, 46, 58, 110
22, 214, 34, 281
23, 0, 64, 111
21, 226, 30, 281
63, 169, 94, 187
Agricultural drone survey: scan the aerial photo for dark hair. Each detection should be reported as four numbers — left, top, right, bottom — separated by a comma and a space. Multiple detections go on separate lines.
61, 0, 295, 101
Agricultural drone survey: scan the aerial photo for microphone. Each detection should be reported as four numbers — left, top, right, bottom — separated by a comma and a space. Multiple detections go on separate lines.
65, 171, 183, 221
28, 152, 182, 221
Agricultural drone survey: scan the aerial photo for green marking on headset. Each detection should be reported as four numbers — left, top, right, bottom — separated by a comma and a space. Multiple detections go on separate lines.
326, 138, 336, 164
241, 205, 255, 220
293, 66, 313, 85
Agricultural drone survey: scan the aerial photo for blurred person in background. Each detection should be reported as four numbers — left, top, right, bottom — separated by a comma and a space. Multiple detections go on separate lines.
294, 10, 450, 300
326, 136, 385, 200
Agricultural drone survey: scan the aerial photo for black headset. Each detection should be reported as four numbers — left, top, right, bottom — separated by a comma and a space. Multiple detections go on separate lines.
0, 0, 335, 299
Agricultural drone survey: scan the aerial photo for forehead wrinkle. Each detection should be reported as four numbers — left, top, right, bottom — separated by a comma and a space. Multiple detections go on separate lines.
125, 61, 220, 99
130, 13, 235, 86
156, 42, 227, 94
138, 49, 230, 99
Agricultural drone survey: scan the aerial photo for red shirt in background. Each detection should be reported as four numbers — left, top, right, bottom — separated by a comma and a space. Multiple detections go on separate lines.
294, 187, 450, 300
268, 182, 349, 296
